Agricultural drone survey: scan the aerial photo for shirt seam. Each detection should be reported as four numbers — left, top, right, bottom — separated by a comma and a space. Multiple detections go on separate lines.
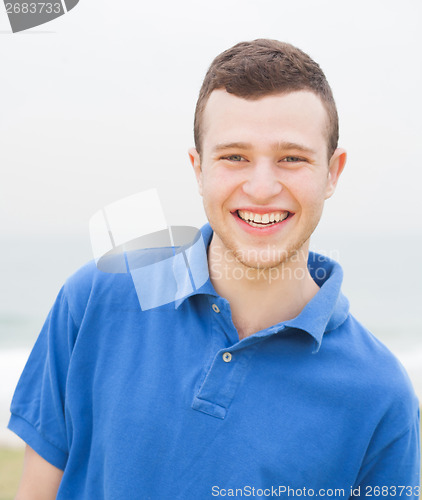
62, 283, 82, 331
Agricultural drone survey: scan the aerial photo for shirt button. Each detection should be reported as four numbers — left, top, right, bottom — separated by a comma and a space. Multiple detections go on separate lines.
222, 352, 232, 363
212, 304, 220, 313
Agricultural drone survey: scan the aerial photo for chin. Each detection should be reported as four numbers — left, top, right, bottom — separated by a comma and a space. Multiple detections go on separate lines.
232, 229, 315, 269
231, 245, 292, 270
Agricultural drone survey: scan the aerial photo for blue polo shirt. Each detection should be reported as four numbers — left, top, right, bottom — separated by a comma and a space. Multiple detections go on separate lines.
8, 224, 420, 499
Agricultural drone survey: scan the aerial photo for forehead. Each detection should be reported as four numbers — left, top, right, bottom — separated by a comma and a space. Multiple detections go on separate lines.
201, 90, 329, 153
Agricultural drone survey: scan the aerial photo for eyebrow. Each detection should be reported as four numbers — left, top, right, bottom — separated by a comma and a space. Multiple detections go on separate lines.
212, 141, 317, 155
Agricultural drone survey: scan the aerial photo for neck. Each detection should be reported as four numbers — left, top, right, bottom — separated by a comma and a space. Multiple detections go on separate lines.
208, 237, 319, 340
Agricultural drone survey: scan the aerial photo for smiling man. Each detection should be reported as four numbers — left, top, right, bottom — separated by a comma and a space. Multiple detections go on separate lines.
9, 39, 420, 499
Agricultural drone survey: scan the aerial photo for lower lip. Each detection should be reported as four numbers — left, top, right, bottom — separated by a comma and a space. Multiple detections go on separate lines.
232, 211, 293, 235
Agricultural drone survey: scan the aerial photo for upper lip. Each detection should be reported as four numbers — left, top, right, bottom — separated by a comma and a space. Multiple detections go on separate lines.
232, 207, 293, 214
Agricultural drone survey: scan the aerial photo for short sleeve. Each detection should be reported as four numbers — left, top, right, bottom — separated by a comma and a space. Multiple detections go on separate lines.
353, 407, 420, 497
8, 286, 78, 470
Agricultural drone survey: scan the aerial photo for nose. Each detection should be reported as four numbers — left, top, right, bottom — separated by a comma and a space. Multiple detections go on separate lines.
242, 161, 282, 201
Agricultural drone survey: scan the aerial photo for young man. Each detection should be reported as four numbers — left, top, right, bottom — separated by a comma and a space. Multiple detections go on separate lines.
9, 39, 420, 499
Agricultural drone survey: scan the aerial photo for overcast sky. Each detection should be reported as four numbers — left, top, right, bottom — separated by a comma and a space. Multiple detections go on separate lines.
1, 0, 421, 239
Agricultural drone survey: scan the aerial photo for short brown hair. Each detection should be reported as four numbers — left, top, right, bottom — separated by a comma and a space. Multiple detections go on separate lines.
194, 39, 339, 159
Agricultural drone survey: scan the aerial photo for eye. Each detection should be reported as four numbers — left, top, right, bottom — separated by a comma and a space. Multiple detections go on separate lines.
221, 154, 246, 162
282, 156, 305, 163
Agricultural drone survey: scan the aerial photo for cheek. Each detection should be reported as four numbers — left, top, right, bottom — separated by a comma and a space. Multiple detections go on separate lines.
289, 172, 328, 212
201, 168, 241, 203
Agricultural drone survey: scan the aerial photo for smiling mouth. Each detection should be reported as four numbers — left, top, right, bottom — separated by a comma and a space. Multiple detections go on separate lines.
236, 210, 291, 228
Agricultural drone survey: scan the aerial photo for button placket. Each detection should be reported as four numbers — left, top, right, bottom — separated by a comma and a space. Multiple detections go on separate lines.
210, 298, 240, 346
191, 343, 259, 419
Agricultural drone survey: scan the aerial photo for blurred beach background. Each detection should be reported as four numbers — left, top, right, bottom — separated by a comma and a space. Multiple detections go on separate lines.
0, 0, 421, 496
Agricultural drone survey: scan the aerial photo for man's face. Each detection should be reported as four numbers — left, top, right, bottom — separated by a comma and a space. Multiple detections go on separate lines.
189, 90, 346, 269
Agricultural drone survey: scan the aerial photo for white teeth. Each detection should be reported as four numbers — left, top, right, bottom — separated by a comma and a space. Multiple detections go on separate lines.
237, 210, 290, 226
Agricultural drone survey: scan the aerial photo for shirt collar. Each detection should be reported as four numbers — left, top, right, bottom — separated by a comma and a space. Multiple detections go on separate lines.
283, 253, 350, 352
176, 223, 349, 351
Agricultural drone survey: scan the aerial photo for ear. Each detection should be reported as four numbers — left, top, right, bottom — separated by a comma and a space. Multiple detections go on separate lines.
188, 147, 203, 196
325, 148, 347, 200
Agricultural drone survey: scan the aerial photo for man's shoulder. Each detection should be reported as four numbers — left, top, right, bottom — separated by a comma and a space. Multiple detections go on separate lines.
344, 314, 406, 368
64, 258, 124, 292
62, 259, 136, 326
333, 314, 418, 413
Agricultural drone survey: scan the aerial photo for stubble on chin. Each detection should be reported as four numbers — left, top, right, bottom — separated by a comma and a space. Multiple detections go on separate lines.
207, 209, 318, 275
214, 231, 311, 272
230, 242, 301, 271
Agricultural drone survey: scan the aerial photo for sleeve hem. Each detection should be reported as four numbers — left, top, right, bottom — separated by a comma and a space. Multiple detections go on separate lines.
7, 414, 68, 471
